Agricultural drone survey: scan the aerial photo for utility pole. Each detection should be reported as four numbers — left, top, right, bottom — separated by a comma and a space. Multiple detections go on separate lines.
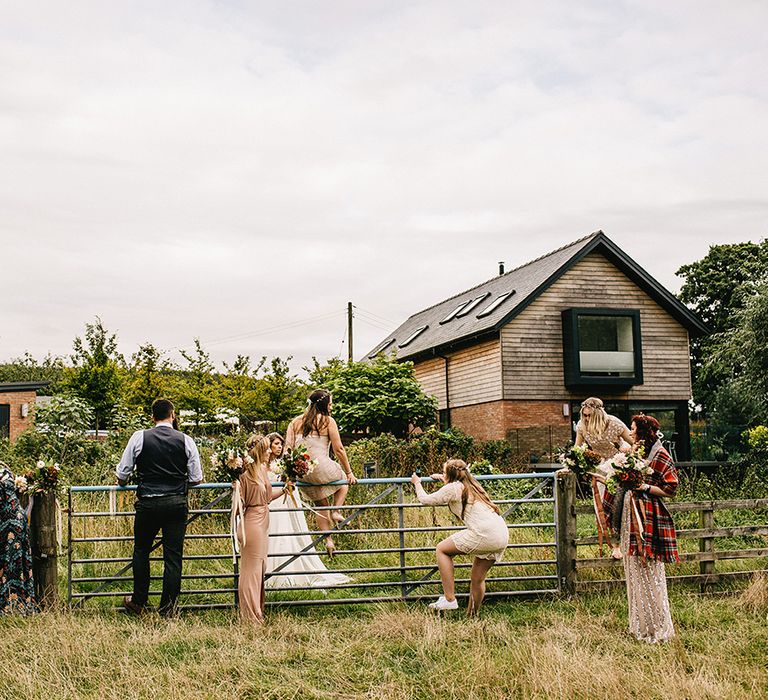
347, 301, 354, 362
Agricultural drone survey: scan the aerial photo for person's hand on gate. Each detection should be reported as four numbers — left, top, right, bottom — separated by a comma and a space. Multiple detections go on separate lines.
410, 472, 421, 485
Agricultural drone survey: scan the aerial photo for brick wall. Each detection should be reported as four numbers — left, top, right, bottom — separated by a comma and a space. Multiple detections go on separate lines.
449, 399, 572, 456
0, 391, 36, 442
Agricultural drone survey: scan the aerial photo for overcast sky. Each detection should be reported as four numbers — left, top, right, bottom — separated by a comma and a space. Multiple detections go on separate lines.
2, 1, 766, 376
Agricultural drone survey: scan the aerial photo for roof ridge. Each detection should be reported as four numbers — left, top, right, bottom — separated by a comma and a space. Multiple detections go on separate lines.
405, 230, 603, 320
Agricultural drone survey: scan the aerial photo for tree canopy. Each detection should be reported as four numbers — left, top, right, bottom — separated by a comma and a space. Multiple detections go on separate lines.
676, 240, 768, 411
317, 355, 438, 437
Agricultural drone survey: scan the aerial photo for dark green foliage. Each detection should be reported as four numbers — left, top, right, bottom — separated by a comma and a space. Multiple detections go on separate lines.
345, 428, 527, 478
125, 343, 176, 415
259, 356, 304, 430
0, 352, 70, 393
177, 339, 217, 426
315, 355, 438, 438
677, 240, 768, 411
66, 317, 124, 431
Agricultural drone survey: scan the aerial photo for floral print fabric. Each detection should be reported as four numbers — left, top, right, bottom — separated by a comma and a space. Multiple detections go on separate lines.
0, 466, 36, 614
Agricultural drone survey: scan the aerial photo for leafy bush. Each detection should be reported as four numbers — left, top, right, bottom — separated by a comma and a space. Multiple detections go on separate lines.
345, 428, 527, 478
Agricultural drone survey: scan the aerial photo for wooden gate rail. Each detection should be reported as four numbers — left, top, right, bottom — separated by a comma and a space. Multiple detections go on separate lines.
567, 489, 768, 592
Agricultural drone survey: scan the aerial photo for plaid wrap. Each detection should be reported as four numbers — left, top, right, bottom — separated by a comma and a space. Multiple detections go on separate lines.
603, 443, 679, 563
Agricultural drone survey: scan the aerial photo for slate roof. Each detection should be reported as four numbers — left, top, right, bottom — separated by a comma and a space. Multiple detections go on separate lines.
366, 231, 708, 362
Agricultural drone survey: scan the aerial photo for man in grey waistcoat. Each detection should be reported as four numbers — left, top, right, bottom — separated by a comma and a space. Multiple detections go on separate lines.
116, 398, 202, 616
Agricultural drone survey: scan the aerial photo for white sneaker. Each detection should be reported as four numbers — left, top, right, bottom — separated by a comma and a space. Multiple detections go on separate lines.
428, 596, 458, 611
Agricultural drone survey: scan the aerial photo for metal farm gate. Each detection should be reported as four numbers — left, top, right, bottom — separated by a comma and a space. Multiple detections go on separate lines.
67, 472, 564, 611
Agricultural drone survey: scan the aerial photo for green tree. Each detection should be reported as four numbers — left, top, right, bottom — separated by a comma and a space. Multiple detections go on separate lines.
125, 343, 176, 414
259, 356, 304, 430
66, 318, 124, 432
677, 240, 768, 410
177, 339, 218, 427
705, 282, 768, 430
220, 354, 265, 425
0, 352, 70, 393
318, 354, 438, 437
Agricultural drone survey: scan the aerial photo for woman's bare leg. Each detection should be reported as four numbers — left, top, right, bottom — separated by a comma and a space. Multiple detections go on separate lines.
467, 557, 495, 616
436, 538, 462, 601
331, 485, 349, 523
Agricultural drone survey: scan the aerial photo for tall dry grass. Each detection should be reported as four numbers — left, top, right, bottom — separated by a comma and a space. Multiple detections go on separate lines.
1, 590, 766, 699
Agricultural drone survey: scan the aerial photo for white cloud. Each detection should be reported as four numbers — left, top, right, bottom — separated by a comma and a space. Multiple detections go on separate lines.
1, 0, 766, 373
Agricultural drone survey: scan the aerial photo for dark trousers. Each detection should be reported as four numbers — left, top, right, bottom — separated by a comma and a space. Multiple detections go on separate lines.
132, 494, 188, 614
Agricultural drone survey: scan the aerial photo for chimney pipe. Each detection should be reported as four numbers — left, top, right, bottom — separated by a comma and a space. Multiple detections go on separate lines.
498, 261, 505, 275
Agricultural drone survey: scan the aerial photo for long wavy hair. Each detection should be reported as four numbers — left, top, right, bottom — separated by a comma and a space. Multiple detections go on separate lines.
265, 432, 283, 466
443, 459, 500, 519
299, 389, 331, 437
631, 414, 661, 452
579, 397, 608, 437
244, 434, 271, 480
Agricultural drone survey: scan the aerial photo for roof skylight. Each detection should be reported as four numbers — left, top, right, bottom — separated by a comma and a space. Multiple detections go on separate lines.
368, 337, 396, 358
476, 290, 516, 318
398, 325, 429, 348
439, 300, 472, 324
455, 292, 491, 318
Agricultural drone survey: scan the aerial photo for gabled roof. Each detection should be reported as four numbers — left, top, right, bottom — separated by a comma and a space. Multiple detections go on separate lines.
366, 231, 708, 362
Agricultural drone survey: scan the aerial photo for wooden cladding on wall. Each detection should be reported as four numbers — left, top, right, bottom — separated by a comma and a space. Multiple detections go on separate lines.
501, 252, 692, 401
412, 339, 502, 410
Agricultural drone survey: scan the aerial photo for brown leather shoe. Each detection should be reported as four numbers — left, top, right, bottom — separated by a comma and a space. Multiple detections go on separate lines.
123, 595, 145, 615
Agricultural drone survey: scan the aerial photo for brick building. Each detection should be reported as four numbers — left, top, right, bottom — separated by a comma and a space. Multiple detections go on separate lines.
366, 232, 707, 460
0, 381, 47, 442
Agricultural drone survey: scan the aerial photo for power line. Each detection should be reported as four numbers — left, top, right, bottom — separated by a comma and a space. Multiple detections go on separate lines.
355, 316, 392, 332
352, 305, 398, 326
170, 310, 346, 351
353, 309, 395, 330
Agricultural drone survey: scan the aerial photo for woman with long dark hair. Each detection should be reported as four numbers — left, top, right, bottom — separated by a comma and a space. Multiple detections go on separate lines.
264, 432, 350, 588
601, 415, 679, 643
285, 390, 357, 557
411, 459, 509, 615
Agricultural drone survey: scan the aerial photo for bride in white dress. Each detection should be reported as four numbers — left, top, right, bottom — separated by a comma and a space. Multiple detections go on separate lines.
264, 432, 351, 589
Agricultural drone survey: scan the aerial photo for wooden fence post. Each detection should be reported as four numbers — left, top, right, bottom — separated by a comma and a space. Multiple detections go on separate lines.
556, 471, 577, 596
31, 492, 59, 607
699, 505, 715, 592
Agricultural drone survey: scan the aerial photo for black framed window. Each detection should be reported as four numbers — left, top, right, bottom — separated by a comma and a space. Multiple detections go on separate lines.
438, 409, 451, 431
0, 404, 9, 440
562, 308, 643, 387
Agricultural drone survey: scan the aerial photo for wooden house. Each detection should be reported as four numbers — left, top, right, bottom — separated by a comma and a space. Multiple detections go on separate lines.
0, 381, 47, 442
366, 231, 707, 460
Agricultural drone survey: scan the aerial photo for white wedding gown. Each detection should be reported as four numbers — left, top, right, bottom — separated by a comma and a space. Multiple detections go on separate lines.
265, 465, 351, 589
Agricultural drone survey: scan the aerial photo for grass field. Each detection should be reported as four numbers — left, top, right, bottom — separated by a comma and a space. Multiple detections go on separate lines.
1, 586, 767, 700
23, 477, 765, 698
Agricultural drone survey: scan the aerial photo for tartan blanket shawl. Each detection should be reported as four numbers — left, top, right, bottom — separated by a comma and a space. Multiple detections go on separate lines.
603, 442, 680, 563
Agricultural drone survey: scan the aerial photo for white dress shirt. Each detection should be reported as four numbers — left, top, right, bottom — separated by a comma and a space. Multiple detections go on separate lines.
115, 421, 203, 488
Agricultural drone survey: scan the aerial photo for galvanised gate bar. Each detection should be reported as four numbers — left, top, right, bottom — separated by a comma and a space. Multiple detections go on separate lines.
67, 473, 563, 610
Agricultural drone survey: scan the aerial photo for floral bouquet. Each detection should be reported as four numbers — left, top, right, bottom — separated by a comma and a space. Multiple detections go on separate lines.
14, 474, 29, 494
556, 444, 602, 481
210, 436, 253, 483
604, 445, 650, 492
276, 444, 317, 483
22, 459, 62, 495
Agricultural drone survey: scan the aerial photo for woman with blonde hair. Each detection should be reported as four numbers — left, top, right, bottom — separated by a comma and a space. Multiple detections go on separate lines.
410, 459, 509, 615
236, 434, 287, 624
285, 390, 357, 557
574, 397, 634, 558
